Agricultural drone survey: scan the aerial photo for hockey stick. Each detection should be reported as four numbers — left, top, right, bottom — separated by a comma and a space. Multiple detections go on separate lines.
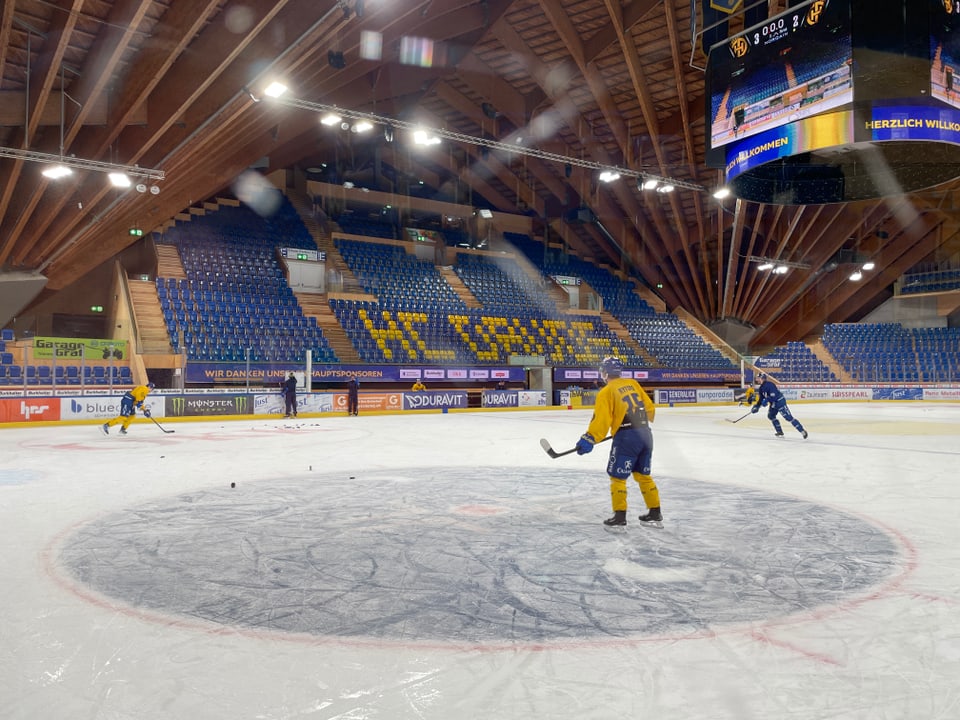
539, 435, 611, 459
148, 414, 175, 434
726, 410, 753, 424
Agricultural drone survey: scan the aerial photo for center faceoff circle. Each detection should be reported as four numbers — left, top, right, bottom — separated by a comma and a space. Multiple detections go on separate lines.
59, 467, 900, 644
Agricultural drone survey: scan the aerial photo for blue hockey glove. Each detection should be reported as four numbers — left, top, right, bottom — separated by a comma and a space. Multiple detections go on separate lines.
750, 405, 759, 414
575, 434, 595, 455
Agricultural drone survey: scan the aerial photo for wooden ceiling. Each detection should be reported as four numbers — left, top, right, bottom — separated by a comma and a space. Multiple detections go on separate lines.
2, 0, 959, 348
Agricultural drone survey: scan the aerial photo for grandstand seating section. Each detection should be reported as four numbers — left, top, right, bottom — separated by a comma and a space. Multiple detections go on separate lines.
754, 341, 837, 383
820, 323, 960, 383
900, 268, 960, 295
331, 237, 642, 366
506, 232, 737, 370
4, 211, 959, 387
156, 200, 337, 363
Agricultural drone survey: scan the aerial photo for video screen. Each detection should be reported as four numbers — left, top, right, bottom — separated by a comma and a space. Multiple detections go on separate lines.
707, 0, 853, 151
931, 0, 960, 109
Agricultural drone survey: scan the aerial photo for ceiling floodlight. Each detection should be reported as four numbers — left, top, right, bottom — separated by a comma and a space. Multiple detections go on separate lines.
713, 187, 731, 199
352, 120, 374, 133
413, 130, 441, 146
757, 263, 774, 271
774, 265, 789, 274
321, 113, 342, 126
135, 183, 147, 193
42, 164, 72, 179
656, 184, 675, 193
109, 172, 131, 188
149, 185, 160, 195
478, 209, 494, 218
599, 170, 621, 183
263, 82, 288, 98
642, 178, 659, 190
862, 261, 875, 271
849, 270, 863, 281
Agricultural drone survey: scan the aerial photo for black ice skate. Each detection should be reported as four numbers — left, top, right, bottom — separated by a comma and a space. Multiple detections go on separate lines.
101, 423, 109, 435
603, 511, 627, 526
801, 430, 808, 439
775, 430, 785, 437
638, 507, 663, 528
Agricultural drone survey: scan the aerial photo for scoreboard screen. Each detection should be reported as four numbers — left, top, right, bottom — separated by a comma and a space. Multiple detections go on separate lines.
706, 0, 853, 155
932, 0, 960, 109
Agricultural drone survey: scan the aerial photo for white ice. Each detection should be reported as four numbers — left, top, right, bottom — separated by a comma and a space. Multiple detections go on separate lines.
1, 402, 959, 720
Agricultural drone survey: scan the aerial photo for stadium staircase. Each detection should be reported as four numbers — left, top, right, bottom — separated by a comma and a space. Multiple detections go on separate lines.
808, 339, 854, 382
129, 279, 173, 354
156, 244, 186, 281
295, 292, 361, 362
438, 266, 482, 308
600, 311, 657, 366
286, 190, 364, 294
674, 308, 741, 367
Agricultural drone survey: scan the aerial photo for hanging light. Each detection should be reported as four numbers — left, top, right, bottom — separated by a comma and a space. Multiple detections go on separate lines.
108, 172, 132, 188
42, 164, 72, 179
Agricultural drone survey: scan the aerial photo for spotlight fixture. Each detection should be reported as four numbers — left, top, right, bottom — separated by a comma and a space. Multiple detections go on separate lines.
641, 178, 659, 190
351, 120, 374, 133
656, 184, 675, 193
258, 92, 705, 193
42, 164, 72, 179
136, 183, 147, 193
108, 172, 131, 188
478, 209, 494, 218
599, 170, 621, 183
713, 187, 731, 199
849, 270, 863, 281
413, 129, 441, 146
149, 185, 160, 195
1, 146, 164, 182
748, 255, 811, 271
263, 81, 288, 98
862, 261, 875, 271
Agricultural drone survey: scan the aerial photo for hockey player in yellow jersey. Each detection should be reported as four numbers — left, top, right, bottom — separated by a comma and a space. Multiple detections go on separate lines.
575, 356, 662, 527
102, 382, 154, 435
739, 384, 758, 406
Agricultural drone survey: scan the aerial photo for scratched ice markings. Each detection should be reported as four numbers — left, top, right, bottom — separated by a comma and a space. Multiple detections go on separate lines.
59, 468, 899, 642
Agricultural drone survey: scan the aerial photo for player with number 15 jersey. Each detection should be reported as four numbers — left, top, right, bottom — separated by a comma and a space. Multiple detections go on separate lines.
575, 357, 662, 528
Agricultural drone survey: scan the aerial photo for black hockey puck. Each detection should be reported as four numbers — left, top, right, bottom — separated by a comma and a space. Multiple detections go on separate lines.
230, 482, 236, 488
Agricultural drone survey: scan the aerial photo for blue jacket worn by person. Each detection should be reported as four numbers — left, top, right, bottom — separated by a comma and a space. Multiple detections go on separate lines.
575, 356, 662, 528
282, 373, 298, 417
751, 373, 808, 439
102, 382, 154, 436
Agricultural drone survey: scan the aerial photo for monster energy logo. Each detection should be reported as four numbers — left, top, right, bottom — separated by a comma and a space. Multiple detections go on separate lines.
166, 395, 250, 416
169, 396, 186, 416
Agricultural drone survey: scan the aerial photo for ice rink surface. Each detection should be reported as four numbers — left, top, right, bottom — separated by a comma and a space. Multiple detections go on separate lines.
2, 402, 959, 720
